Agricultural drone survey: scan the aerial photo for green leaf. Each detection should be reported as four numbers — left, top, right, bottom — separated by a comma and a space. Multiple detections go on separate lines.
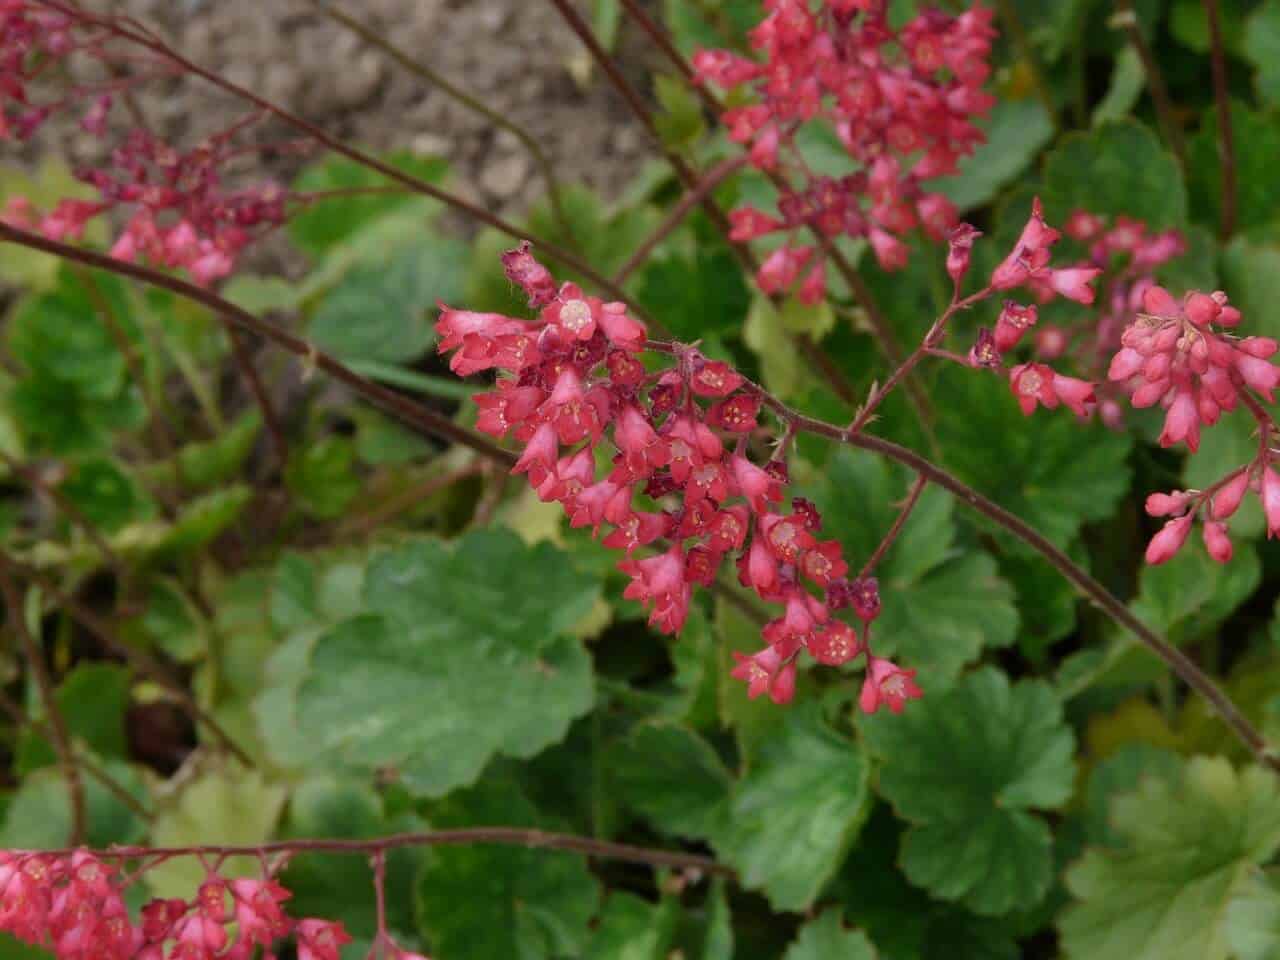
1, 762, 147, 849
654, 74, 706, 149
611, 723, 731, 841
1129, 541, 1260, 644
292, 531, 599, 796
308, 238, 464, 365
288, 153, 448, 257
58, 457, 152, 533
782, 910, 876, 960
862, 668, 1075, 915
55, 664, 130, 760
701, 880, 734, 960
1060, 756, 1280, 960
584, 893, 679, 960
713, 703, 870, 911
935, 366, 1132, 547
145, 762, 287, 898
1092, 48, 1144, 127
1245, 1, 1280, 106
1042, 121, 1187, 228
636, 238, 750, 341
1227, 871, 1280, 960
743, 295, 801, 398
1222, 238, 1280, 342
285, 437, 361, 520
1188, 102, 1280, 234
138, 411, 263, 492
8, 268, 133, 395
933, 99, 1054, 212
416, 777, 600, 960
800, 448, 1018, 683
832, 803, 1021, 960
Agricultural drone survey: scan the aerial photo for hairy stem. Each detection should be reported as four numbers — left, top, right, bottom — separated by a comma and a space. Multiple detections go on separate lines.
305, 0, 576, 242
0, 559, 87, 844
1202, 0, 1236, 239
1114, 0, 1187, 170
612, 154, 749, 285
993, 0, 1059, 128
22, 828, 733, 876
851, 286, 991, 432
225, 325, 288, 469
859, 473, 927, 578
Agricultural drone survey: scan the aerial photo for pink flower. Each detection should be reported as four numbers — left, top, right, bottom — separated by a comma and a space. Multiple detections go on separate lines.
1263, 469, 1280, 538
1203, 522, 1233, 564
858, 657, 922, 714
1048, 266, 1102, 304
993, 301, 1037, 351
501, 241, 557, 308
730, 647, 796, 704
1144, 515, 1192, 565
296, 919, 351, 960
806, 620, 862, 666
1212, 471, 1250, 520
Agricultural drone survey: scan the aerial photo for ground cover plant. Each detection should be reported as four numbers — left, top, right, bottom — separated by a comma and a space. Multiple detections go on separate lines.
0, 0, 1279, 957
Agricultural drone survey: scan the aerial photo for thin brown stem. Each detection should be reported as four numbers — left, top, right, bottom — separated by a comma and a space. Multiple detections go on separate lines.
0, 223, 517, 469
993, 0, 1059, 128
30, 0, 644, 319
1113, 0, 1187, 170
859, 473, 927, 578
7, 554, 255, 767
305, 0, 576, 241
0, 688, 153, 821
1202, 0, 1236, 239
851, 286, 991, 433
19, 828, 733, 875
0, 560, 86, 844
337, 461, 482, 537
612, 154, 749, 285
224, 325, 287, 469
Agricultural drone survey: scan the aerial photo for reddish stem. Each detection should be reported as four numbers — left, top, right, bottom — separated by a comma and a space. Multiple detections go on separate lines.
19, 828, 732, 876
859, 473, 927, 578
1203, 0, 1236, 239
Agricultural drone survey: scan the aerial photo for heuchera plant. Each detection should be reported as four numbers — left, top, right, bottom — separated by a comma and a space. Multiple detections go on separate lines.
2, 0, 1280, 956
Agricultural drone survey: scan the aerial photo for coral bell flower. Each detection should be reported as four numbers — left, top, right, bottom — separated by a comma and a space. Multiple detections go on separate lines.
731, 646, 797, 705
859, 656, 923, 714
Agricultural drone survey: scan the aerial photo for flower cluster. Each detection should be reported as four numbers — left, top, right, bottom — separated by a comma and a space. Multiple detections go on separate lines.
439, 243, 921, 712
1, 0, 78, 141
695, 0, 996, 299
1106, 284, 1280, 566
1010, 211, 1187, 428
948, 199, 1100, 419
0, 850, 405, 960
2, 125, 286, 286
0, 2, 285, 285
